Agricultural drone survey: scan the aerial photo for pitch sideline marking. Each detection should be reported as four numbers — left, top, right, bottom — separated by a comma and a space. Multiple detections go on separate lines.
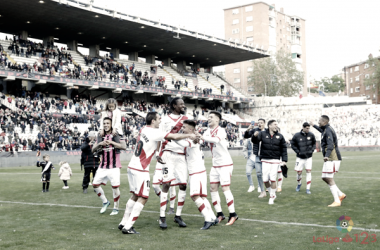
1, 200, 379, 232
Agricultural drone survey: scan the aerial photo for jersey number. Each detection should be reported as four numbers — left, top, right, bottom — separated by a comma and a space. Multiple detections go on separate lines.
147, 180, 150, 187
163, 167, 168, 174
134, 141, 143, 157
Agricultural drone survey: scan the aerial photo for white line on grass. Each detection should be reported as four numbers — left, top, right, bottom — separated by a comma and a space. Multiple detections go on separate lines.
1, 200, 379, 232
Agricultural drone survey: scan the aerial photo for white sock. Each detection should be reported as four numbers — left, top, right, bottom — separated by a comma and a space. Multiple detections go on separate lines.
330, 185, 340, 203
211, 191, 222, 213
306, 172, 312, 190
223, 190, 235, 214
194, 198, 211, 222
297, 173, 302, 185
120, 199, 135, 226
112, 188, 120, 210
270, 187, 276, 198
277, 172, 283, 188
169, 186, 177, 209
94, 187, 107, 204
335, 184, 343, 196
176, 190, 186, 216
153, 184, 162, 197
203, 198, 216, 221
160, 192, 168, 217
124, 202, 144, 230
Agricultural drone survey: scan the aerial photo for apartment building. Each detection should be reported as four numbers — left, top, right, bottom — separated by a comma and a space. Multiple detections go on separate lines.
224, 2, 307, 95
343, 57, 379, 104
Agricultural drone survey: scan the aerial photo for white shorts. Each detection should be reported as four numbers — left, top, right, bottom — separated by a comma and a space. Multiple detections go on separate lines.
210, 165, 233, 187
128, 168, 150, 198
189, 170, 207, 198
261, 160, 280, 183
321, 161, 341, 178
161, 151, 188, 185
152, 162, 163, 185
92, 168, 120, 188
153, 161, 179, 187
294, 157, 313, 172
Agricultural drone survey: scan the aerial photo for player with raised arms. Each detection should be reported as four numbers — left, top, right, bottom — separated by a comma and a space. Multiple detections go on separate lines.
200, 111, 238, 225
118, 112, 197, 234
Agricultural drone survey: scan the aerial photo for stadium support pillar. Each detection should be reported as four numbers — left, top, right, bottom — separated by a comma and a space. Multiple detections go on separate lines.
128, 52, 138, 61
146, 55, 155, 64
43, 36, 54, 47
20, 31, 28, 40
162, 58, 171, 67
89, 45, 100, 57
111, 48, 120, 59
204, 66, 213, 74
176, 60, 186, 71
194, 63, 200, 70
67, 40, 78, 51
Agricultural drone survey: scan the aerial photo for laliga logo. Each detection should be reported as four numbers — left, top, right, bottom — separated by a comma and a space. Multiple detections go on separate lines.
336, 215, 354, 233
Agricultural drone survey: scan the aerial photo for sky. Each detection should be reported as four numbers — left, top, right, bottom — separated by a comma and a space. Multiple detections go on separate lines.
91, 0, 380, 80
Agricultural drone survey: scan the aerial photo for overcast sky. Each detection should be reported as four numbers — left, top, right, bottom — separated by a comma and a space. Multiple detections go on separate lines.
92, 0, 380, 80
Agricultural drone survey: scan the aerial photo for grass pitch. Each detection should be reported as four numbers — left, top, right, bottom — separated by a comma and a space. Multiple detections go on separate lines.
0, 151, 379, 250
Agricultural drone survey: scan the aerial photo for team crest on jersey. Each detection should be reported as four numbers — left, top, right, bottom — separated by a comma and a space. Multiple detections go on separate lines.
276, 136, 280, 139
266, 136, 269, 138
307, 137, 310, 140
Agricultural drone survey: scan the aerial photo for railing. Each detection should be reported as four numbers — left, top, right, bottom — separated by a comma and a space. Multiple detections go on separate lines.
214, 73, 250, 97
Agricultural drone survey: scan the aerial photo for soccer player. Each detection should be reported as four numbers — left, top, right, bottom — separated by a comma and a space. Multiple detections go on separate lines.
200, 111, 238, 225
91, 117, 126, 215
173, 120, 218, 230
155, 98, 189, 229
291, 122, 316, 194
118, 112, 197, 234
310, 116, 346, 207
37, 154, 54, 192
243, 118, 266, 198
252, 120, 287, 205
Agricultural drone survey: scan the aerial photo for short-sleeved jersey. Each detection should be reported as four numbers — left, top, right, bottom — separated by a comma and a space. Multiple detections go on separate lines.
204, 126, 233, 168
97, 133, 123, 169
128, 126, 169, 172
175, 139, 205, 175
159, 114, 188, 155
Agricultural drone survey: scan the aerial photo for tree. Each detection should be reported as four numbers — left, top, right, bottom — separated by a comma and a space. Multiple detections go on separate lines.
311, 75, 345, 93
364, 53, 380, 98
247, 49, 304, 97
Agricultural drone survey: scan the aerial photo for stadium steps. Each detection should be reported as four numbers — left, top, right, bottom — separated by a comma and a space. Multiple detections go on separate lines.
161, 67, 193, 92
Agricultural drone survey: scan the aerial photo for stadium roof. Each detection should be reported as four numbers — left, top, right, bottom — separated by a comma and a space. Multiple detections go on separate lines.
0, 0, 268, 67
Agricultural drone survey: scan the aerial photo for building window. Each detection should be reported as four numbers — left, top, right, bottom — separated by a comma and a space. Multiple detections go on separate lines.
364, 63, 369, 69
232, 9, 239, 14
245, 6, 253, 12
350, 78, 353, 83
246, 16, 253, 22
366, 95, 370, 99
246, 36, 253, 42
234, 78, 241, 83
355, 76, 360, 82
247, 67, 253, 72
232, 28, 239, 34
246, 26, 253, 32
350, 88, 353, 93
233, 68, 240, 73
354, 66, 359, 71
365, 74, 370, 79
350, 68, 352, 73
355, 87, 360, 92
232, 19, 239, 25
366, 85, 371, 90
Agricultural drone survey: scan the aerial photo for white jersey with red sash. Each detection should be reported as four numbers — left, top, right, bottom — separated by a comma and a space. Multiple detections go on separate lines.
203, 126, 233, 168
159, 114, 188, 156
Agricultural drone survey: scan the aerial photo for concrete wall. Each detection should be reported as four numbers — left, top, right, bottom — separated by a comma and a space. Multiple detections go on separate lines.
1, 146, 379, 167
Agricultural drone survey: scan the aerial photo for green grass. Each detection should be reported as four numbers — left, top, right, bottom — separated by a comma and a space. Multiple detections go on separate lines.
0, 151, 379, 250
